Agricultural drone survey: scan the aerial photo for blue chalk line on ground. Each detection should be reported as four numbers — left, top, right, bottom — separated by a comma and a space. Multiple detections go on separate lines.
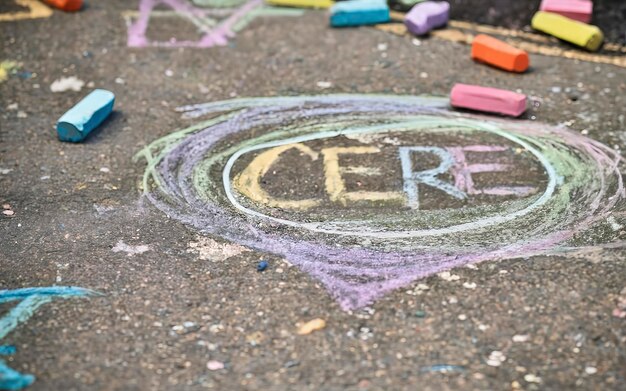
0, 361, 33, 391
0, 346, 16, 356
0, 287, 97, 304
420, 364, 466, 373
0, 286, 100, 390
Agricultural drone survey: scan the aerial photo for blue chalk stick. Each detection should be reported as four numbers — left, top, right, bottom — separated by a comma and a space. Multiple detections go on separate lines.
56, 89, 115, 142
330, 0, 390, 27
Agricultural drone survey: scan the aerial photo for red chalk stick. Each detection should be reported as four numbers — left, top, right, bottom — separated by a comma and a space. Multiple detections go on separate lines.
539, 0, 592, 24
471, 34, 529, 73
41, 0, 83, 12
450, 84, 527, 117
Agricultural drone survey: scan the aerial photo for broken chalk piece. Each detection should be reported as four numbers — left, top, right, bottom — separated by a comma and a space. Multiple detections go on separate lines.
56, 89, 115, 142
471, 34, 529, 73
265, 0, 334, 8
531, 11, 603, 52
404, 1, 449, 36
257, 260, 269, 272
41, 0, 83, 12
330, 0, 390, 27
539, 0, 592, 24
450, 84, 527, 117
297, 318, 326, 335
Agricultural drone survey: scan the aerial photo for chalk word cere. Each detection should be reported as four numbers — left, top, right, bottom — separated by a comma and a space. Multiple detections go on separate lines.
234, 143, 537, 212
136, 95, 624, 310
0, 287, 97, 390
124, 0, 303, 48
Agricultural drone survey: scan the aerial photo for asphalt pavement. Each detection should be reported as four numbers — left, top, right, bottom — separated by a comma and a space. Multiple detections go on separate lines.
1, 1, 625, 390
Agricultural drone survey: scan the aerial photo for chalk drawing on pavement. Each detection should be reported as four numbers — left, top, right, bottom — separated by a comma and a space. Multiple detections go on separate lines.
0, 287, 98, 390
135, 95, 624, 310
0, 0, 52, 22
123, 0, 303, 48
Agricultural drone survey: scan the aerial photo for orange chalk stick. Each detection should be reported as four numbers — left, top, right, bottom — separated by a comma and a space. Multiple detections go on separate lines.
471, 34, 529, 73
41, 0, 83, 12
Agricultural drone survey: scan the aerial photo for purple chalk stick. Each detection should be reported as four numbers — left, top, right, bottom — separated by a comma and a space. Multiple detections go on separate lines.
404, 1, 450, 36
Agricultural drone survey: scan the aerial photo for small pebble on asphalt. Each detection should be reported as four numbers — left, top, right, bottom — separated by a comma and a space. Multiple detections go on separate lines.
207, 360, 225, 371
297, 318, 326, 335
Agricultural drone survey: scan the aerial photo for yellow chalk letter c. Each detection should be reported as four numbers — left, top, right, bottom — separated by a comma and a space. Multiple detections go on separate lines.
234, 143, 322, 210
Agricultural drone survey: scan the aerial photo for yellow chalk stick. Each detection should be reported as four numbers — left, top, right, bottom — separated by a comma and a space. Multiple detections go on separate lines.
265, 0, 333, 8
531, 11, 603, 52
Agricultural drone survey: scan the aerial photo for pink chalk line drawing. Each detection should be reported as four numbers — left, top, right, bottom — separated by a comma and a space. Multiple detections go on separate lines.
125, 0, 303, 48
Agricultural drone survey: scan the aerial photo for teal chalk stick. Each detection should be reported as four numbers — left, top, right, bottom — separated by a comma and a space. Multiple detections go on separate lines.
56, 89, 115, 142
330, 0, 390, 27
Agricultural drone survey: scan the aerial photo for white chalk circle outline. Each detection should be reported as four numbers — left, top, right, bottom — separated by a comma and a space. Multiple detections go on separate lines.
222, 117, 558, 238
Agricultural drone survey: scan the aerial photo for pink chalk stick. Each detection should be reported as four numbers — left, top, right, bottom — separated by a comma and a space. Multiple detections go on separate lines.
539, 0, 592, 23
450, 84, 527, 117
